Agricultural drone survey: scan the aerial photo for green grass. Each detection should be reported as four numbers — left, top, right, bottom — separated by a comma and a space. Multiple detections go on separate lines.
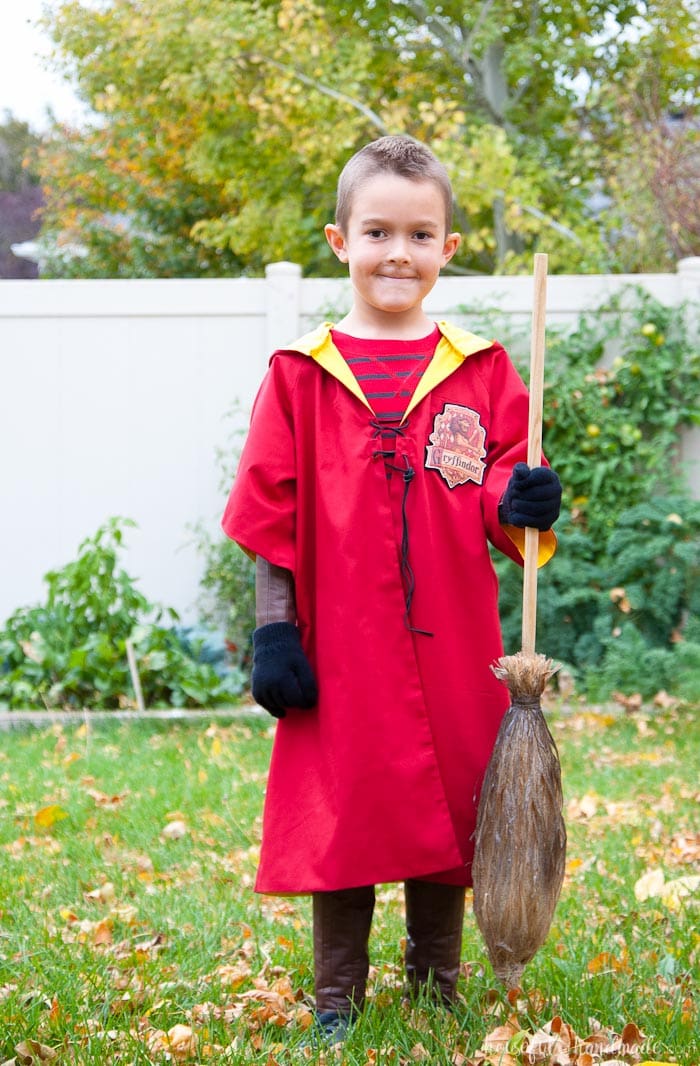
0, 703, 697, 1064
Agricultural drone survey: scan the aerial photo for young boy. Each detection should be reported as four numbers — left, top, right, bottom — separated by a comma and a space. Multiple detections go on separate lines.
222, 136, 561, 1038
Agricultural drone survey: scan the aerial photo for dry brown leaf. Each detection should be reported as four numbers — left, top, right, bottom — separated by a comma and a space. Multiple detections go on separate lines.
85, 788, 129, 807
84, 881, 116, 905
612, 691, 643, 713
586, 950, 629, 974
620, 1021, 644, 1048
161, 819, 188, 840
609, 587, 632, 613
166, 1024, 197, 1060
93, 918, 114, 946
474, 1054, 519, 1066
567, 793, 598, 820
13, 1041, 58, 1064
481, 1020, 521, 1052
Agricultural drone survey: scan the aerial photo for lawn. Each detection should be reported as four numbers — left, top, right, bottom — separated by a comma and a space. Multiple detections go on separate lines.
0, 701, 697, 1065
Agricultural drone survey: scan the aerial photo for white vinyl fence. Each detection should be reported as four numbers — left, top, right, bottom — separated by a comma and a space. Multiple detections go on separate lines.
1, 258, 699, 627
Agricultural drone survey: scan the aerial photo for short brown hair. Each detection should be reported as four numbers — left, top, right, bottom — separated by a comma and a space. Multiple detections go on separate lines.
334, 135, 454, 233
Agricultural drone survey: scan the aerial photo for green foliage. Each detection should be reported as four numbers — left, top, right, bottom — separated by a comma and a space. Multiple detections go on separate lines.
0, 518, 244, 709
37, 0, 699, 276
494, 290, 700, 700
543, 291, 700, 543
193, 524, 255, 671
0, 112, 42, 190
498, 498, 700, 699
191, 403, 256, 670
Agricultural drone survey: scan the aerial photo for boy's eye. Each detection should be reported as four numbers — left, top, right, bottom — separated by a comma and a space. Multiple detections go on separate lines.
366, 229, 386, 238
414, 231, 433, 241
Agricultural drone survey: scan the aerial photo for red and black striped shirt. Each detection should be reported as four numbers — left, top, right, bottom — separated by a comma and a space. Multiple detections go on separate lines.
331, 326, 440, 422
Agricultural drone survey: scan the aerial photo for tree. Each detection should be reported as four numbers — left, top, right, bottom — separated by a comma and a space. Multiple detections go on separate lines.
0, 113, 43, 278
37, 0, 700, 277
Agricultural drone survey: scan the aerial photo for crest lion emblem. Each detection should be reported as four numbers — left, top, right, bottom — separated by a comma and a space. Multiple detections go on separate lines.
425, 403, 487, 488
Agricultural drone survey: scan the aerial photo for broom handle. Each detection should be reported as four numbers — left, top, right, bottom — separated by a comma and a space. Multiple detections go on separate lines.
522, 253, 548, 656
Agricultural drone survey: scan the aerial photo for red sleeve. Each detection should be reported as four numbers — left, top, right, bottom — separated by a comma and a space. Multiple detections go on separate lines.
221, 354, 299, 573
480, 344, 556, 566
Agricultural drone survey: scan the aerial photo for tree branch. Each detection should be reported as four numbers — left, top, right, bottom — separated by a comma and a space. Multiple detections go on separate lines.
246, 53, 390, 135
516, 202, 584, 245
394, 0, 507, 127
397, 0, 473, 75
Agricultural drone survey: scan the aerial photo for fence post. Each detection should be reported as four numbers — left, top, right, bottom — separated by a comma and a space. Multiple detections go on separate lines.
677, 257, 700, 323
265, 261, 302, 356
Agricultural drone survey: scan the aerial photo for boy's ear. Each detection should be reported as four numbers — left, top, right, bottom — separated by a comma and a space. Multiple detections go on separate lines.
325, 223, 349, 263
441, 231, 461, 266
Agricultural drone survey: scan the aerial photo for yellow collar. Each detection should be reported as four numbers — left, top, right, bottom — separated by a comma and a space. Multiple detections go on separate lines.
280, 321, 493, 422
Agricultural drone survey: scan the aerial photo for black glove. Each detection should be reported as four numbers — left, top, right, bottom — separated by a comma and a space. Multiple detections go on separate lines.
251, 622, 318, 719
499, 463, 562, 530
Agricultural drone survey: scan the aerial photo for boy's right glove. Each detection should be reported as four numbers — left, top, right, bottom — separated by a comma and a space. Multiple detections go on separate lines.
499, 462, 562, 530
251, 622, 318, 719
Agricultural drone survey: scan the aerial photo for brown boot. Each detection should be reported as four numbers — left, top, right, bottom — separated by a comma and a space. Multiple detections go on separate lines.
404, 879, 465, 1005
312, 884, 375, 1028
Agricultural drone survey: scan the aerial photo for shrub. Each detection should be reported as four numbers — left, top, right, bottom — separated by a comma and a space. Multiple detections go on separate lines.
193, 524, 256, 672
542, 289, 700, 544
0, 518, 244, 709
191, 401, 256, 671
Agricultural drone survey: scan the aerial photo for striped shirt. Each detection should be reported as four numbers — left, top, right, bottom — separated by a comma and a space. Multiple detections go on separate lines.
331, 327, 440, 422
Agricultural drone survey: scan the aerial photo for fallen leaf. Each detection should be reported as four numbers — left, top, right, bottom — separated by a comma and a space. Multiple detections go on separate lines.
567, 793, 598, 819
634, 868, 700, 908
166, 1024, 197, 1060
161, 819, 188, 840
620, 1021, 644, 1048
634, 868, 666, 901
612, 691, 642, 712
85, 788, 129, 808
481, 1020, 521, 1052
587, 952, 620, 974
85, 882, 116, 905
34, 805, 68, 829
13, 1041, 58, 1063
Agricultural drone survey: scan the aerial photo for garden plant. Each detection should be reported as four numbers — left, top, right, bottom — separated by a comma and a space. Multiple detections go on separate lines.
0, 519, 245, 711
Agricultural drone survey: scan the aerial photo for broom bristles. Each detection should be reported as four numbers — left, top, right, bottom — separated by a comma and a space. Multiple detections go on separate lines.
491, 650, 558, 698
473, 651, 566, 988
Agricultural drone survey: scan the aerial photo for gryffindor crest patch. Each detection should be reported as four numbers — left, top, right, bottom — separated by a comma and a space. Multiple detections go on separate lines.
425, 403, 486, 488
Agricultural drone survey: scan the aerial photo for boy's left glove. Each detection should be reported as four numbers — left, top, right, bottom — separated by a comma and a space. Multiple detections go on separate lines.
499, 463, 562, 530
251, 621, 318, 718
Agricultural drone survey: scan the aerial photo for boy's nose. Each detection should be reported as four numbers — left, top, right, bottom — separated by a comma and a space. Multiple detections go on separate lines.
386, 238, 410, 262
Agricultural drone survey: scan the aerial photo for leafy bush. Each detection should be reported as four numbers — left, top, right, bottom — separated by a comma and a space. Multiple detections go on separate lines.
191, 402, 256, 671
497, 496, 700, 698
542, 289, 700, 544
0, 518, 244, 710
193, 523, 255, 672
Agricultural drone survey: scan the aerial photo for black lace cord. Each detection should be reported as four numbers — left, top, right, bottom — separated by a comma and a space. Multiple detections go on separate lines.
371, 430, 433, 638
369, 417, 405, 459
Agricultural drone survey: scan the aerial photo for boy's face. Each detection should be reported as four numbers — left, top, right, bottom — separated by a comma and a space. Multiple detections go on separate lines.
325, 173, 460, 329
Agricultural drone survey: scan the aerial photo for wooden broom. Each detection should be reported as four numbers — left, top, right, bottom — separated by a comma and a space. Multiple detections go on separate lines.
472, 253, 567, 990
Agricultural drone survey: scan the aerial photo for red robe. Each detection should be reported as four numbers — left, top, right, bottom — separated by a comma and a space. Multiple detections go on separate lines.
222, 321, 556, 894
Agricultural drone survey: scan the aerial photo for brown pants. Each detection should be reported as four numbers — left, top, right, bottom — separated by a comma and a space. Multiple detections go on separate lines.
312, 880, 465, 1014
